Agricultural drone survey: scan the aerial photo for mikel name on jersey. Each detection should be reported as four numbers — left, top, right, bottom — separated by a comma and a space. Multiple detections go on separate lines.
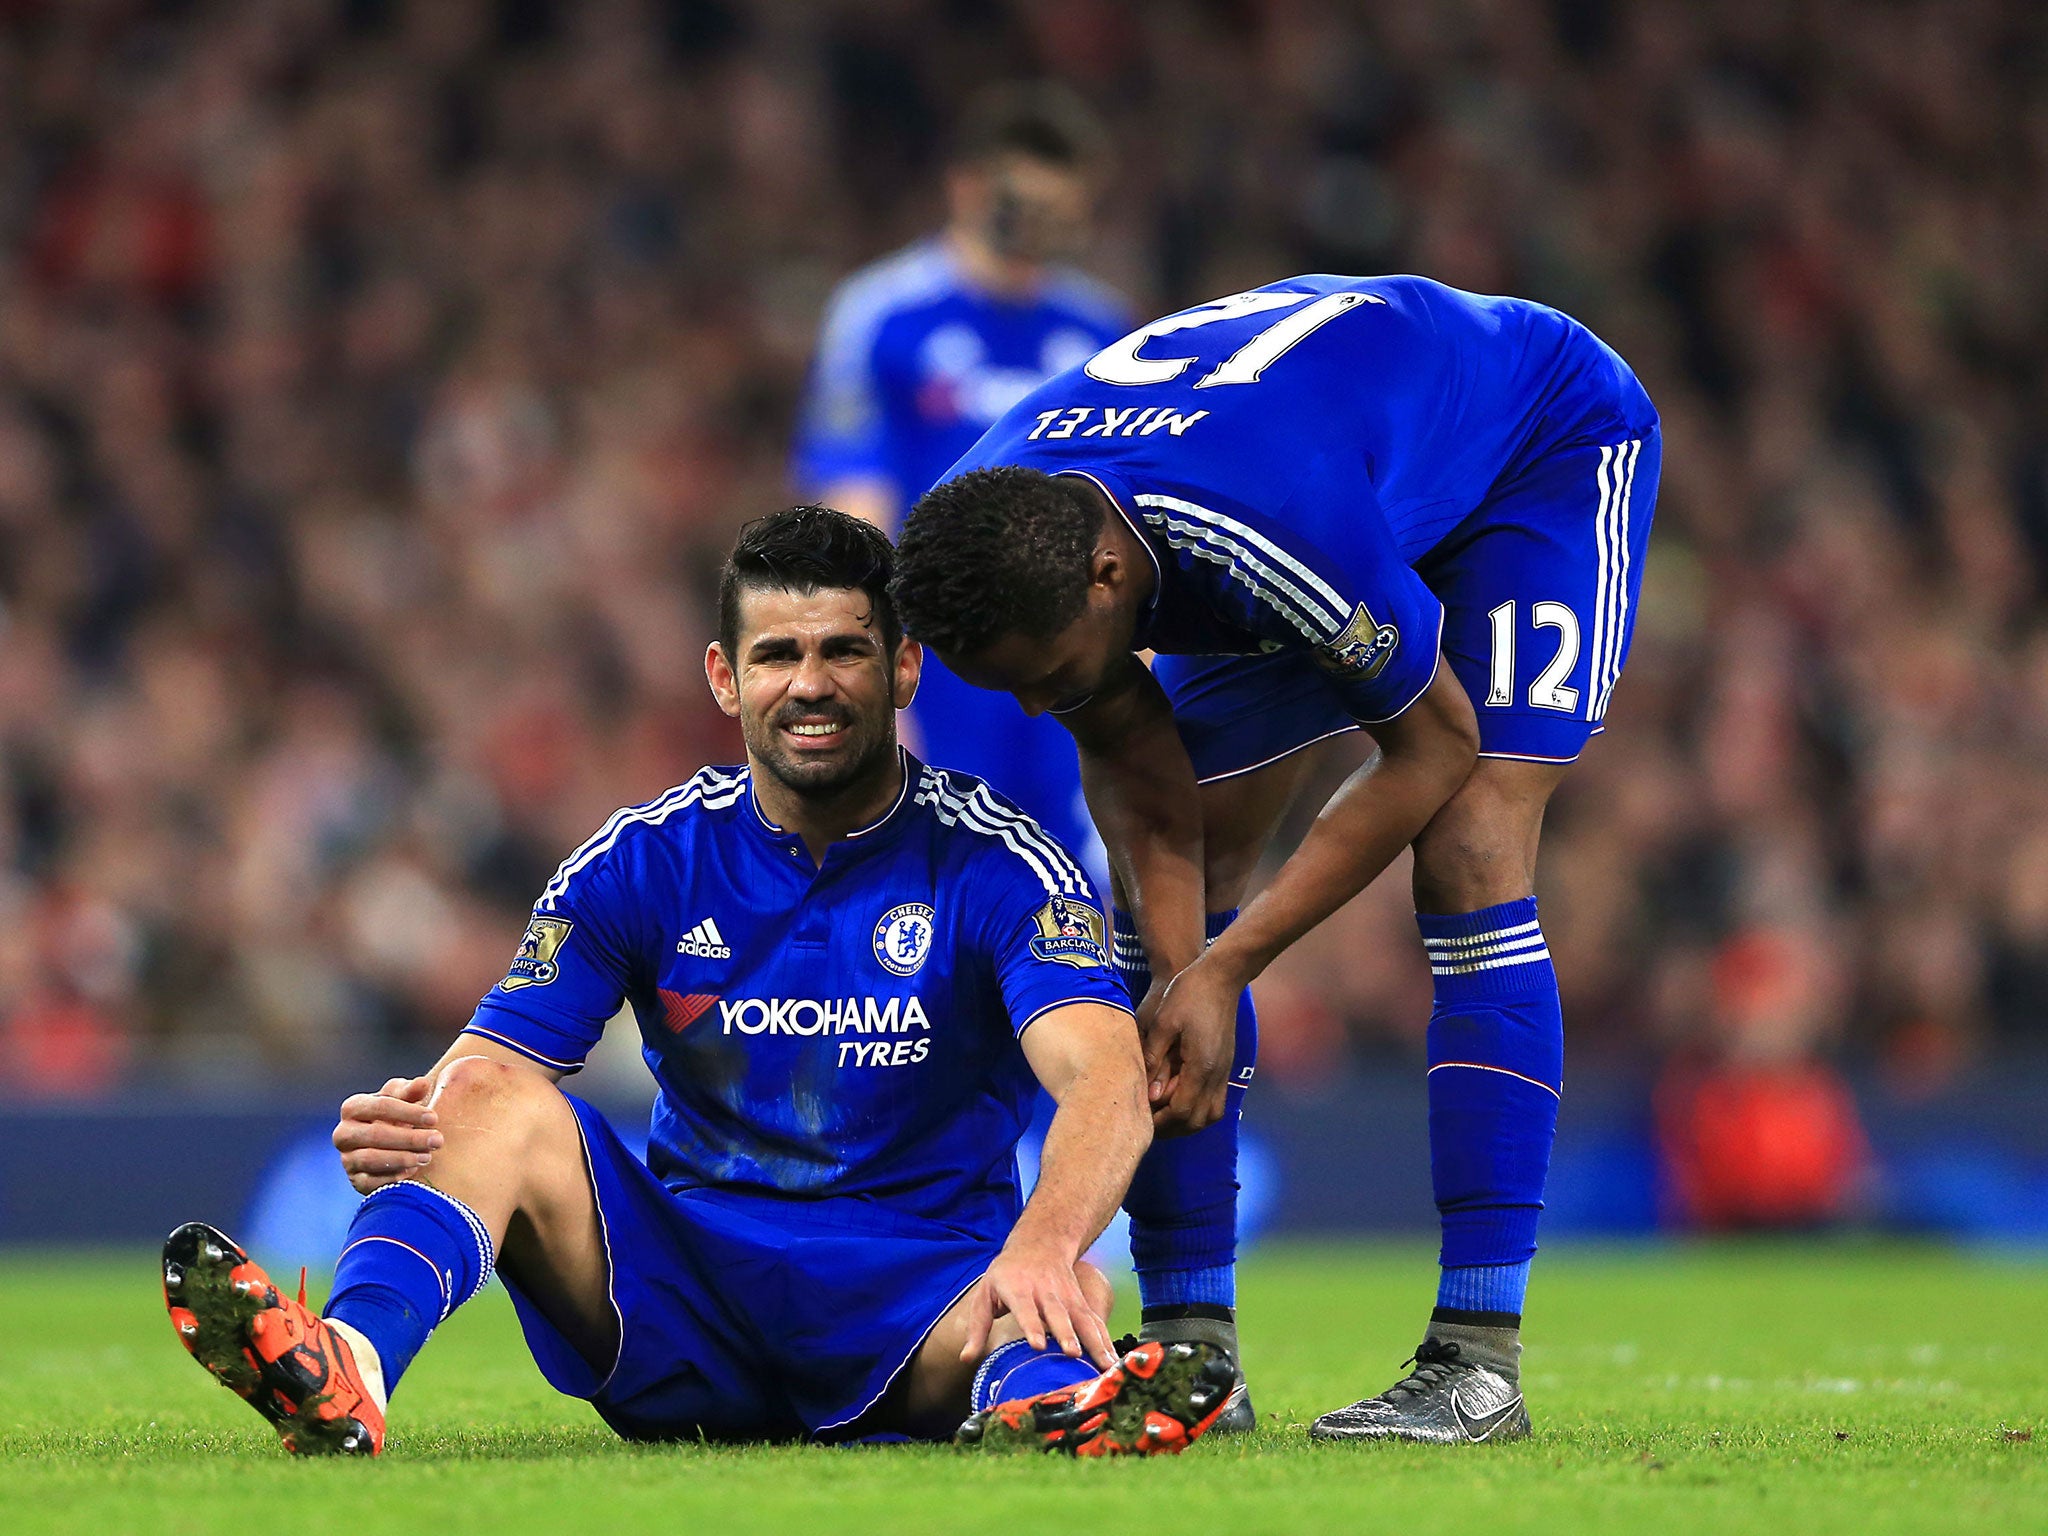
1022, 404, 1210, 441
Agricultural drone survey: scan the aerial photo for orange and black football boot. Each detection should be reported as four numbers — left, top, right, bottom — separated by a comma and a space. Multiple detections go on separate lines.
161, 1221, 386, 1456
955, 1338, 1236, 1456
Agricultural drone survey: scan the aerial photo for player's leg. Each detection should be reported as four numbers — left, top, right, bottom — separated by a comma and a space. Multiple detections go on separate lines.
1118, 652, 1359, 1430
893, 1258, 1119, 1438
164, 1054, 612, 1456
1314, 425, 1660, 1444
956, 1335, 1238, 1456
1413, 755, 1570, 1331
902, 1261, 1235, 1455
327, 1055, 614, 1390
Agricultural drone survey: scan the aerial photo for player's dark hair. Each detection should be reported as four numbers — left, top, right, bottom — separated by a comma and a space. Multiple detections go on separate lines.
949, 81, 1110, 174
890, 467, 1102, 656
718, 505, 901, 655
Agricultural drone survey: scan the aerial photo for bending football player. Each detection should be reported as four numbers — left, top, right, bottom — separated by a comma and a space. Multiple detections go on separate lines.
892, 274, 1660, 1443
161, 507, 1232, 1457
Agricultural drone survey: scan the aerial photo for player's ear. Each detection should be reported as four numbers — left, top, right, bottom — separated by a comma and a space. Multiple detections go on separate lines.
1090, 541, 1123, 595
891, 636, 923, 711
704, 641, 741, 717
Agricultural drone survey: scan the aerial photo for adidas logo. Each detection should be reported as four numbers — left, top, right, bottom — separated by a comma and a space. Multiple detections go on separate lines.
675, 917, 732, 960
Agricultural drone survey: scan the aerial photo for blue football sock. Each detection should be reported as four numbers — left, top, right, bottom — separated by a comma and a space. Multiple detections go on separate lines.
971, 1338, 1100, 1410
325, 1181, 495, 1392
1436, 1260, 1533, 1317
1114, 907, 1257, 1315
1419, 897, 1562, 1323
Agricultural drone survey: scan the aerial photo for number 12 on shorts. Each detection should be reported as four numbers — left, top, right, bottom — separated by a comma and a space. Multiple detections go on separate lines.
1486, 600, 1581, 713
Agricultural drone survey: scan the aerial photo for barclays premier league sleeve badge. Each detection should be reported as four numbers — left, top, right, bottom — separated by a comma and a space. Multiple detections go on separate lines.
874, 903, 936, 977
1029, 895, 1108, 968
1314, 600, 1399, 681
502, 915, 573, 990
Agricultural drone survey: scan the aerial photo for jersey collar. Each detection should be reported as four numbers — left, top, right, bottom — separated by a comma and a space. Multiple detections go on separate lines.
1055, 467, 1162, 645
744, 746, 917, 847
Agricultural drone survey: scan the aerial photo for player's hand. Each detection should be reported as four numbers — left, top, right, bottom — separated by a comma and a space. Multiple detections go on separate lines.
1134, 971, 1173, 1083
332, 1076, 443, 1194
958, 1240, 1118, 1371
1145, 954, 1240, 1136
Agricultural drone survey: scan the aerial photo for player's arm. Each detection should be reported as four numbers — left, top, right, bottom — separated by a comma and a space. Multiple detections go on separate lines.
1057, 652, 1208, 1074
1130, 464, 1476, 1129
1159, 662, 1479, 1085
959, 1001, 1150, 1369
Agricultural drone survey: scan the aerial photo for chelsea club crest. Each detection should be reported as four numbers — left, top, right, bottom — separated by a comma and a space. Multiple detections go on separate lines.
874, 903, 936, 977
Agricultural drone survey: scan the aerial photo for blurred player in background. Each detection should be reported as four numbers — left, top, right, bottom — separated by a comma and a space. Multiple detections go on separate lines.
792, 81, 1129, 885
893, 274, 1660, 1443
159, 509, 1235, 1458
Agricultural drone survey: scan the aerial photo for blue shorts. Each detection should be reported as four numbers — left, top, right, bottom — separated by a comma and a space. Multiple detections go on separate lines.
501, 1095, 995, 1442
1156, 426, 1662, 779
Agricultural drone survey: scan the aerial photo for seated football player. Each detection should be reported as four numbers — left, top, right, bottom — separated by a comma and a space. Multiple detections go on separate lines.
160, 506, 1235, 1458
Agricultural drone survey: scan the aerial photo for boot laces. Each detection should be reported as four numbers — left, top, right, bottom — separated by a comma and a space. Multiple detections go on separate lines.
1383, 1337, 1465, 1400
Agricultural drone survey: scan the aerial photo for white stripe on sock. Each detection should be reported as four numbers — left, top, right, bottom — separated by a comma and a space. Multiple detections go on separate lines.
1430, 947, 1553, 977
1423, 919, 1543, 954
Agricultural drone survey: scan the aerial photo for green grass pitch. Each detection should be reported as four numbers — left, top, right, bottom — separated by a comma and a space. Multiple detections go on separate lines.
2, 1241, 2041, 1535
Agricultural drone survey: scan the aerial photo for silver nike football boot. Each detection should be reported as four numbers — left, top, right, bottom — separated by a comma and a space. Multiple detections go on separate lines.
1310, 1325, 1530, 1444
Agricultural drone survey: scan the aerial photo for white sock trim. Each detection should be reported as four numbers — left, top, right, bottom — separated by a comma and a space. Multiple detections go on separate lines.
404, 1181, 499, 1304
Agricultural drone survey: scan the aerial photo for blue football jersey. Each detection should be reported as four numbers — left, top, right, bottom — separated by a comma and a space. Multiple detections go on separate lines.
947, 274, 1659, 725
464, 754, 1130, 1247
793, 238, 1131, 512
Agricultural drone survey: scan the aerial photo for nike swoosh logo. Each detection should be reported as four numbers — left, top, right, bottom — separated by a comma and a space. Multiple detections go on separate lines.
1450, 1388, 1523, 1441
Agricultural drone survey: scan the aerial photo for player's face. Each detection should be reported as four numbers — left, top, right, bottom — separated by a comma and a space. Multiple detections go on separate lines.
707, 587, 919, 796
948, 597, 1127, 717
949, 153, 1093, 265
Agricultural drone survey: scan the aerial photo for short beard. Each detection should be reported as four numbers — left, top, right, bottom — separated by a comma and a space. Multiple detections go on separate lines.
742, 710, 897, 801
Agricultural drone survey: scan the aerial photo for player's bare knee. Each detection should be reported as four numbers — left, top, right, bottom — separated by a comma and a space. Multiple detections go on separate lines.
429, 1055, 559, 1146
1198, 747, 1322, 910
1201, 843, 1261, 914
1413, 772, 1555, 911
1202, 807, 1280, 910
1414, 825, 1521, 912
1075, 1258, 1114, 1320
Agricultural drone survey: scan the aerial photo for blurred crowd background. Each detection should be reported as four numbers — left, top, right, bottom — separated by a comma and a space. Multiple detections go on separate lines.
2, 0, 2045, 1222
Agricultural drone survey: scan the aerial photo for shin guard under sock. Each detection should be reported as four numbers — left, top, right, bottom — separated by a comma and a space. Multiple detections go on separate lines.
325, 1181, 495, 1394
1419, 897, 1562, 1322
1114, 907, 1257, 1314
